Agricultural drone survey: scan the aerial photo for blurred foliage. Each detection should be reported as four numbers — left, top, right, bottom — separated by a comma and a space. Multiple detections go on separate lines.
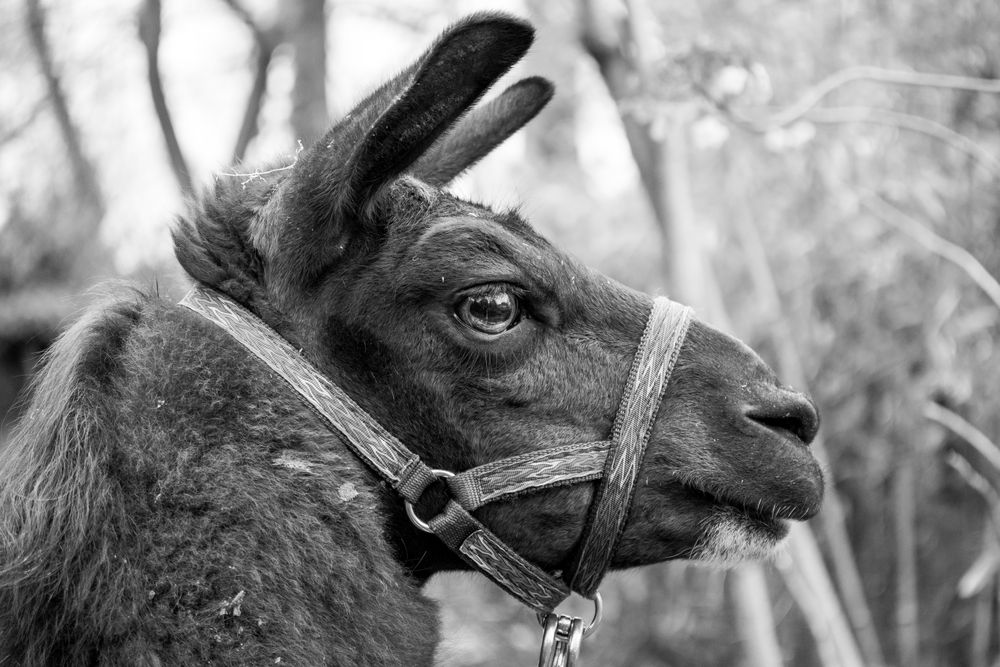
2, 0, 1000, 665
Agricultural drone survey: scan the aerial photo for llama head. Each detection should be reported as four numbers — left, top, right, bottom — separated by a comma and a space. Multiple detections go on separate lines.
174, 12, 822, 578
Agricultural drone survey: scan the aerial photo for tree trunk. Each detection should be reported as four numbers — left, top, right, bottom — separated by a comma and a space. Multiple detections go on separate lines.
287, 0, 328, 144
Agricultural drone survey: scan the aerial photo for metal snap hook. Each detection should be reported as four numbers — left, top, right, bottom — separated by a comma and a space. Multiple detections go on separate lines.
536, 591, 603, 639
404, 469, 455, 533
537, 613, 587, 667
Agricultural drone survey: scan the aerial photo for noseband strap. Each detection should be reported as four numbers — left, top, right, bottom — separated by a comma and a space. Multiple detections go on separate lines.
567, 298, 692, 595
180, 287, 691, 615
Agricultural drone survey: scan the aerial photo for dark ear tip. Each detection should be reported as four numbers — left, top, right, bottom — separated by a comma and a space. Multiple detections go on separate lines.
444, 11, 535, 50
509, 76, 555, 103
455, 10, 535, 33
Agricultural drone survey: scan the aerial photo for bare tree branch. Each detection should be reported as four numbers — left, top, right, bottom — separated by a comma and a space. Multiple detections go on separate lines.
861, 193, 1000, 314
948, 454, 1000, 548
694, 67, 1000, 178
138, 0, 193, 197
926, 402, 1000, 493
967, 518, 997, 667
25, 0, 105, 220
806, 106, 1000, 177
750, 66, 1000, 129
0, 98, 45, 146
222, 0, 282, 163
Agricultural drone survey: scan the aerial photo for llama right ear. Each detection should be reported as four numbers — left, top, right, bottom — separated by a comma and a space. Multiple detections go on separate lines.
281, 13, 535, 268
409, 76, 554, 186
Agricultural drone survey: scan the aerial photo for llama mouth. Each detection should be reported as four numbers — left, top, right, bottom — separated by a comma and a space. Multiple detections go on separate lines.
687, 485, 795, 533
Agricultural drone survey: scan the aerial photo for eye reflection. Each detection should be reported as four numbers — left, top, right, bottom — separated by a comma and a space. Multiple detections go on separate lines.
456, 288, 520, 334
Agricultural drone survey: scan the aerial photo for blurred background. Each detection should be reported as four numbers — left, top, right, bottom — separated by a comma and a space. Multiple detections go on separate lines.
2, 0, 999, 665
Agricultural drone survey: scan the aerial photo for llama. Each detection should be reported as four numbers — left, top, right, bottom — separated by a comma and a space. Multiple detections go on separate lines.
0, 13, 823, 666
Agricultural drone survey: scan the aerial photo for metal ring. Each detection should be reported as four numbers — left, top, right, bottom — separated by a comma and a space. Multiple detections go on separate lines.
536, 591, 603, 639
404, 469, 455, 533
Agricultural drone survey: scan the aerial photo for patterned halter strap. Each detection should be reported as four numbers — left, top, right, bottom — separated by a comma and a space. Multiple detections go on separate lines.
179, 286, 692, 622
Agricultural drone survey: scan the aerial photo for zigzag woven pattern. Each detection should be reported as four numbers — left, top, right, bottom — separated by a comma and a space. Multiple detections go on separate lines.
460, 529, 570, 613
570, 297, 692, 595
180, 288, 418, 486
450, 441, 610, 510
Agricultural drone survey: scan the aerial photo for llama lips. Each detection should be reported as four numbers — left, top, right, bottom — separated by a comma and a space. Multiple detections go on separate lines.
686, 483, 810, 526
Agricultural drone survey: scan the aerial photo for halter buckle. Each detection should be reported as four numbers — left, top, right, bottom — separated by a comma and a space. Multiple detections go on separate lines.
536, 592, 603, 667
404, 468, 455, 533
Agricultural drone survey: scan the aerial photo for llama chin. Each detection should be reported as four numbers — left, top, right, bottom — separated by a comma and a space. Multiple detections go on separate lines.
692, 506, 791, 565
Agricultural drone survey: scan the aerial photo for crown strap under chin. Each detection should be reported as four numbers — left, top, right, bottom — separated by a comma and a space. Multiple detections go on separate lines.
429, 500, 571, 613
567, 297, 693, 597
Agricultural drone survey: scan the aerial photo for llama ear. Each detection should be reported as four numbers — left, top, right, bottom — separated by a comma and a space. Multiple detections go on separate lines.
409, 77, 554, 186
287, 14, 535, 229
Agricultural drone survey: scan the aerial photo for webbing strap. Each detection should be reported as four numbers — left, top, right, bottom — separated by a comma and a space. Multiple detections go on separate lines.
429, 501, 570, 613
567, 297, 692, 596
179, 287, 437, 504
447, 441, 609, 510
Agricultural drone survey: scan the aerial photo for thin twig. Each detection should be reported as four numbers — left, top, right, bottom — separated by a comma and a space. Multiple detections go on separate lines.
947, 453, 1000, 544
861, 193, 1000, 314
217, 140, 303, 187
0, 99, 46, 146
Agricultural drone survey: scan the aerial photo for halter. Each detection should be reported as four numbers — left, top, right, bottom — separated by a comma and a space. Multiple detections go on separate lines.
180, 286, 692, 666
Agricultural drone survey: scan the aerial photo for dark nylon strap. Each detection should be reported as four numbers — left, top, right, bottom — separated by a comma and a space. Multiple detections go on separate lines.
447, 441, 610, 510
429, 500, 570, 613
567, 297, 692, 596
180, 286, 572, 611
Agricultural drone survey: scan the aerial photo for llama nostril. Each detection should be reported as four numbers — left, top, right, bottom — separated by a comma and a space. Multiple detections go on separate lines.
745, 390, 820, 445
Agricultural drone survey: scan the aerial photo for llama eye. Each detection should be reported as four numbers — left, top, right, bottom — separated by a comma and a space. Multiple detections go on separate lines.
456, 288, 520, 335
